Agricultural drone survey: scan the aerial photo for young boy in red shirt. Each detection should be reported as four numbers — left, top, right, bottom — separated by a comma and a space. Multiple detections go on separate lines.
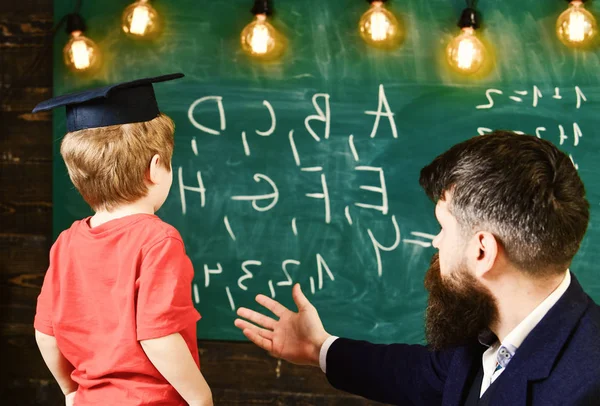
32, 73, 212, 406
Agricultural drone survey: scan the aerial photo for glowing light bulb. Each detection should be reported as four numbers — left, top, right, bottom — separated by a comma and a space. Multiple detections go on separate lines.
556, 1, 597, 47
358, 1, 402, 48
241, 14, 282, 59
122, 0, 160, 39
63, 31, 100, 72
446, 27, 487, 75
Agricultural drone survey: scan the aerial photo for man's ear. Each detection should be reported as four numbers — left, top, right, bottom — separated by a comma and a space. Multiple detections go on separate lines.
147, 154, 162, 185
470, 231, 499, 278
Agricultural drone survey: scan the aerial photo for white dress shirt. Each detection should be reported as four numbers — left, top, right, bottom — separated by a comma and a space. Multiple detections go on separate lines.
319, 271, 572, 399
479, 270, 570, 396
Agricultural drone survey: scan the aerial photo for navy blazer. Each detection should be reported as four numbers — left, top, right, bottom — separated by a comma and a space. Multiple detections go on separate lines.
326, 273, 600, 405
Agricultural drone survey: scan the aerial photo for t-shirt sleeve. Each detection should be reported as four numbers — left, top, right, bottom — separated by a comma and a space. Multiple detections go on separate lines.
34, 242, 59, 336
136, 237, 201, 341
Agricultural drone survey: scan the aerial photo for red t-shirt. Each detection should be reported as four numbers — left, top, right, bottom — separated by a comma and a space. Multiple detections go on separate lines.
34, 214, 201, 405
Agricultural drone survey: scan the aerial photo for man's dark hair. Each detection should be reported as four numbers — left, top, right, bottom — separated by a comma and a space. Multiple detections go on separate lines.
419, 130, 589, 275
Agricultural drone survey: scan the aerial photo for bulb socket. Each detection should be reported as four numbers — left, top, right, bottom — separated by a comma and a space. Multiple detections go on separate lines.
457, 8, 480, 29
565, 0, 588, 3
366, 0, 389, 3
66, 13, 86, 34
251, 0, 273, 16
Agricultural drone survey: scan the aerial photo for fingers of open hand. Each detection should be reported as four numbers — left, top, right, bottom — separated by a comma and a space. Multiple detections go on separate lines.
241, 326, 274, 352
292, 283, 313, 311
236, 307, 277, 330
234, 319, 274, 341
255, 294, 290, 317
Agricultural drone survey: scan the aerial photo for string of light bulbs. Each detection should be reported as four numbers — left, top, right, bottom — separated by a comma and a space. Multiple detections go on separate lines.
63, 0, 161, 73
61, 0, 598, 75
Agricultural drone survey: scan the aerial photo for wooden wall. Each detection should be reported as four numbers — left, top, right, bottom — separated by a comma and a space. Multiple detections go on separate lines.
0, 2, 385, 404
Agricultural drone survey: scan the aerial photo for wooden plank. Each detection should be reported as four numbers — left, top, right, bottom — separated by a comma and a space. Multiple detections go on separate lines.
0, 333, 47, 379
0, 379, 63, 406
0, 110, 53, 234
0, 12, 53, 97
0, 302, 37, 330
0, 161, 52, 202
211, 388, 382, 405
1, 111, 52, 162
199, 340, 338, 393
0, 201, 52, 235
0, 14, 53, 47
0, 53, 52, 95
0, 284, 43, 323
0, 234, 46, 336
0, 231, 48, 274
0, 86, 52, 113
0, 1, 52, 15
0, 233, 49, 278
0, 234, 48, 321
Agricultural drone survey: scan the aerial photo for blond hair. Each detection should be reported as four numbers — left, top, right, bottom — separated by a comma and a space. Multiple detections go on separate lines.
60, 113, 175, 211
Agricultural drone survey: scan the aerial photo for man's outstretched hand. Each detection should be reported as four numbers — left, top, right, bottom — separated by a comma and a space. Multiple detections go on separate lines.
234, 283, 331, 367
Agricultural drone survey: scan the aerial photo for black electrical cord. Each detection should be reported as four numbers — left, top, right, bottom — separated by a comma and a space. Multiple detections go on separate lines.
459, 0, 480, 29
252, 0, 273, 16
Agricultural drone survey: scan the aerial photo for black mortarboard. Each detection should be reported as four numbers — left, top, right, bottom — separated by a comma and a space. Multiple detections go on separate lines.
32, 73, 184, 132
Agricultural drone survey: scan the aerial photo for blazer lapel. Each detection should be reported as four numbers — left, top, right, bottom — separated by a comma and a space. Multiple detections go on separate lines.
488, 272, 591, 405
442, 343, 484, 406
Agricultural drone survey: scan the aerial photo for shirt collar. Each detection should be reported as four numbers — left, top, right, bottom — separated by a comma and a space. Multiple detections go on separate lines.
478, 270, 571, 350
501, 270, 571, 351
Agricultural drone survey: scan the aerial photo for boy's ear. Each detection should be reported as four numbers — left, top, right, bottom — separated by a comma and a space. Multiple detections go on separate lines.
148, 154, 162, 184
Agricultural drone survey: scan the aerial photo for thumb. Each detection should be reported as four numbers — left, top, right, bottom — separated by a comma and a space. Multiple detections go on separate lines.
292, 283, 312, 311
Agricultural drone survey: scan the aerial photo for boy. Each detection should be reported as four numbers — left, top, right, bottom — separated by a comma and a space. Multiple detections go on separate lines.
32, 73, 213, 406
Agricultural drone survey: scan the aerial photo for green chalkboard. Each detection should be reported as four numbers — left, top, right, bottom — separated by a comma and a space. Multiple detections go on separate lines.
53, 0, 600, 342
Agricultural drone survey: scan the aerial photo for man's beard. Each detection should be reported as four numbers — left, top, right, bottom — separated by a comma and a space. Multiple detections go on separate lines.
424, 253, 498, 351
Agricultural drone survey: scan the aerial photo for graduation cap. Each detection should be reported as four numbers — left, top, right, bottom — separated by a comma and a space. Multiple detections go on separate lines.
32, 73, 184, 132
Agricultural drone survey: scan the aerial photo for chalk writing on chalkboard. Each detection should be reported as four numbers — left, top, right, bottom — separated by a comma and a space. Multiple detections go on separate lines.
475, 86, 587, 109
181, 84, 588, 309
475, 86, 586, 171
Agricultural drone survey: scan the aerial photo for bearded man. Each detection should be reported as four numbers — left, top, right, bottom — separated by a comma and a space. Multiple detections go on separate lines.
234, 131, 600, 405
